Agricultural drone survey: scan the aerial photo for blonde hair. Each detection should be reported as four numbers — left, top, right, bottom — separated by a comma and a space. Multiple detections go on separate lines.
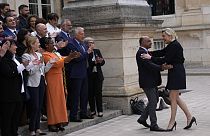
25, 36, 38, 53
162, 28, 177, 41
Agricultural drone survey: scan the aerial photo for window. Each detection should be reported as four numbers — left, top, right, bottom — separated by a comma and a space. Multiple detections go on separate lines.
147, 0, 175, 16
153, 39, 165, 50
29, 0, 54, 19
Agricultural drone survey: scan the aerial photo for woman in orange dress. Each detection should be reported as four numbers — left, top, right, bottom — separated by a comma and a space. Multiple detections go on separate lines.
39, 37, 80, 132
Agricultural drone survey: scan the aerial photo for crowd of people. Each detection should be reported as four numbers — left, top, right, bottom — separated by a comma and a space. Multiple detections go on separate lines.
0, 3, 105, 136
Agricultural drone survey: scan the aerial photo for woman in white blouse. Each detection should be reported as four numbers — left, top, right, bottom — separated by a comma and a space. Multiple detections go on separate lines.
22, 36, 54, 135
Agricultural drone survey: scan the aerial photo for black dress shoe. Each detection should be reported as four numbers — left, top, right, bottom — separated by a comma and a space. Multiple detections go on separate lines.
137, 119, 150, 128
150, 125, 166, 132
48, 125, 59, 132
80, 115, 94, 119
69, 117, 82, 122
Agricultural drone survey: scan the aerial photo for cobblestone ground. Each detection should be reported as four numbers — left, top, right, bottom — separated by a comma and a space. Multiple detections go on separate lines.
65, 76, 210, 136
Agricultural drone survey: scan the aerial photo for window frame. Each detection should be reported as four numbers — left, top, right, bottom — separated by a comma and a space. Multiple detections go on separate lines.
29, 0, 54, 18
153, 39, 165, 50
147, 0, 175, 16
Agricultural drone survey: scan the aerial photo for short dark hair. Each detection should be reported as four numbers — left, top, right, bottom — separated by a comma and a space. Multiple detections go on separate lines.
0, 3, 9, 10
35, 18, 47, 26
39, 37, 53, 50
18, 4, 28, 14
17, 28, 29, 43
47, 13, 59, 21
139, 37, 144, 45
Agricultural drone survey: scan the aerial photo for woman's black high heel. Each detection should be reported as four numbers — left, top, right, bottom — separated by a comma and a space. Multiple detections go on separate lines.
167, 121, 177, 131
184, 117, 197, 129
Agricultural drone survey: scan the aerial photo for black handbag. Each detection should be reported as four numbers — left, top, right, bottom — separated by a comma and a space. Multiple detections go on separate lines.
130, 97, 146, 115
158, 87, 171, 105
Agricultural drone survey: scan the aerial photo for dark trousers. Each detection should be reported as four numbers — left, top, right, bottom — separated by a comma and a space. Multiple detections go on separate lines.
65, 70, 71, 110
88, 73, 103, 113
140, 87, 159, 127
28, 76, 45, 131
69, 77, 88, 119
0, 101, 22, 136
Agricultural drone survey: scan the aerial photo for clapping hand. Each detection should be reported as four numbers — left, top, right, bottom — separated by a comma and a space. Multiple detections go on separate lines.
32, 59, 41, 65
56, 40, 68, 49
22, 60, 29, 67
95, 56, 103, 64
0, 41, 10, 57
69, 51, 81, 59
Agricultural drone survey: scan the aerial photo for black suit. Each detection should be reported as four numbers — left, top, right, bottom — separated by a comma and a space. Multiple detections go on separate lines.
0, 56, 23, 136
87, 49, 105, 113
136, 47, 162, 127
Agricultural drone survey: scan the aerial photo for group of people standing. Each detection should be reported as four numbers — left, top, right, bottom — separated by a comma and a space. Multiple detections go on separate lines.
136, 28, 197, 132
0, 3, 105, 136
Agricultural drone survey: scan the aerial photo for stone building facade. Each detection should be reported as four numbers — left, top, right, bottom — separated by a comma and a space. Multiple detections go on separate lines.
1, 0, 210, 114
152, 0, 210, 67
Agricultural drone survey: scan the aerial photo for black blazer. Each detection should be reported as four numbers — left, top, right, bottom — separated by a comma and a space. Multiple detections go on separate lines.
0, 57, 22, 102
150, 40, 185, 65
87, 49, 105, 81
150, 40, 186, 90
136, 47, 162, 88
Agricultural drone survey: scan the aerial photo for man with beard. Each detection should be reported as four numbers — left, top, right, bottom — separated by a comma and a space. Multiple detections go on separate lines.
17, 4, 30, 29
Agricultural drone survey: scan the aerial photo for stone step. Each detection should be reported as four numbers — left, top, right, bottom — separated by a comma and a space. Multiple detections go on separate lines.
18, 109, 122, 136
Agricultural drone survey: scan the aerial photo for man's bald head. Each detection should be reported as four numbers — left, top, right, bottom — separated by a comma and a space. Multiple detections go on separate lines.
139, 36, 152, 49
36, 23, 48, 38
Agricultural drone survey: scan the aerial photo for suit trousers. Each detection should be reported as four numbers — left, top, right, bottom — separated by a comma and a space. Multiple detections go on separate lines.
69, 77, 88, 119
140, 87, 159, 127
88, 72, 103, 113
28, 76, 45, 131
0, 101, 22, 136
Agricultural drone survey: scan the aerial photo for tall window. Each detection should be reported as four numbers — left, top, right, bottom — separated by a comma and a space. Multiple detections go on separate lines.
147, 0, 175, 16
29, 0, 54, 19
153, 39, 165, 50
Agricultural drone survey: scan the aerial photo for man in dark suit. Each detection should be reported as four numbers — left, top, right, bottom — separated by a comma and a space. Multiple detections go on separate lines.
0, 3, 10, 22
136, 36, 169, 132
3, 16, 18, 40
66, 27, 94, 122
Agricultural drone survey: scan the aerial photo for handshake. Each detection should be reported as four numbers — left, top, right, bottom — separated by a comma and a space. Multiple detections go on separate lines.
161, 63, 173, 70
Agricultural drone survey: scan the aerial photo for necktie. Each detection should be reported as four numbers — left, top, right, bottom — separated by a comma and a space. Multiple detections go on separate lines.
67, 33, 70, 38
79, 43, 85, 52
13, 31, 17, 35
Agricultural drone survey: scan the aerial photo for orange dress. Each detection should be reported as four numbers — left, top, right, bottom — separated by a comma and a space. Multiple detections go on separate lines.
42, 51, 68, 125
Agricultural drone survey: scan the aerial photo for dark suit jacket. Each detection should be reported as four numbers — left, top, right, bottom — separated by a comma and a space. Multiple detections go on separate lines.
17, 15, 28, 29
150, 40, 185, 65
56, 31, 71, 42
65, 38, 89, 79
56, 31, 72, 56
0, 56, 22, 102
150, 40, 186, 90
136, 47, 162, 88
87, 49, 105, 81
3, 27, 17, 37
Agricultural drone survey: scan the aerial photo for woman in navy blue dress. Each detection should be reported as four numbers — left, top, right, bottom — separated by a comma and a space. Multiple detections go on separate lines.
141, 28, 196, 131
